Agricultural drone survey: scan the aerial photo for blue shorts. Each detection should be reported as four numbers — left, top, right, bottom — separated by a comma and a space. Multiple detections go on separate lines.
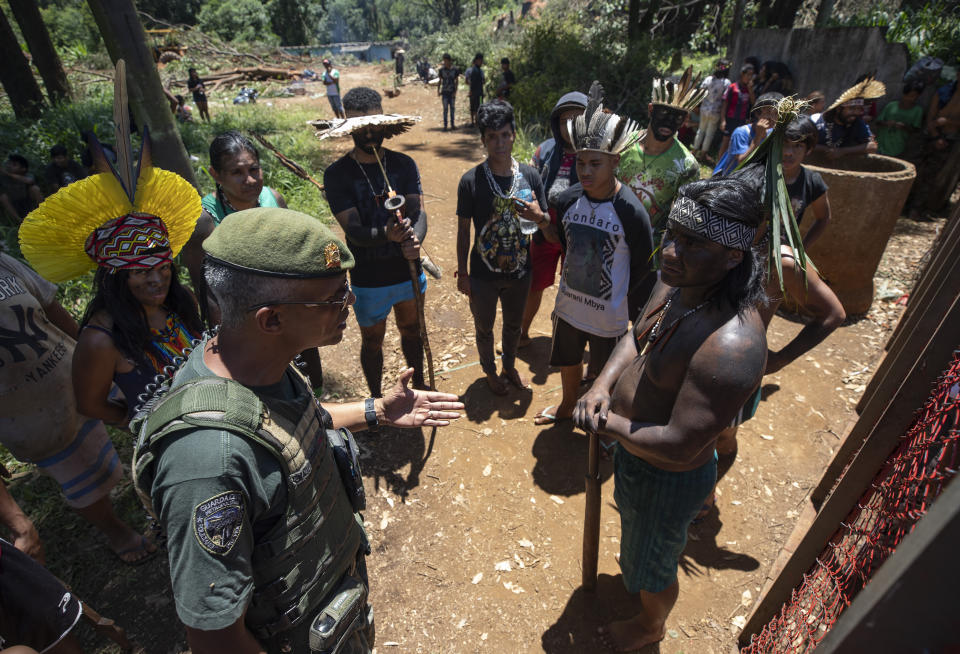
352, 273, 427, 327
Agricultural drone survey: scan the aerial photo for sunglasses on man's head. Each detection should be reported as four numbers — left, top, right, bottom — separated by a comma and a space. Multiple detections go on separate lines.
247, 285, 352, 313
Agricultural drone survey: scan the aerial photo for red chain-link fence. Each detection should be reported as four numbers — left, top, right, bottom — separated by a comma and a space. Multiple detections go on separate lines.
742, 350, 960, 652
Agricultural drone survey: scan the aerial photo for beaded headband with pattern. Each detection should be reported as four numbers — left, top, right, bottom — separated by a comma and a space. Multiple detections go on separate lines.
84, 213, 173, 270
668, 196, 756, 251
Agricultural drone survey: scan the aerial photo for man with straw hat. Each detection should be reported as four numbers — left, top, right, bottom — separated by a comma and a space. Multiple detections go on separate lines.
618, 66, 704, 233
815, 75, 885, 159
321, 86, 429, 398
131, 208, 463, 653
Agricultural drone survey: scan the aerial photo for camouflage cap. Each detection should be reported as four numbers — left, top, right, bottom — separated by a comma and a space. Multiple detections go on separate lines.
202, 207, 354, 278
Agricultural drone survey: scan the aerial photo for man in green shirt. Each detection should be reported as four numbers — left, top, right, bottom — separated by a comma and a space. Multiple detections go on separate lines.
876, 81, 924, 158
134, 207, 463, 654
618, 69, 704, 234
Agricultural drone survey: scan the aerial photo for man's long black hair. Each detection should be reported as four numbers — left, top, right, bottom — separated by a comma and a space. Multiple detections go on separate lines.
674, 178, 767, 315
80, 263, 202, 370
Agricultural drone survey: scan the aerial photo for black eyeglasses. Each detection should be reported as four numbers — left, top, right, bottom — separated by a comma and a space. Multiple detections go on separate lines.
247, 286, 352, 313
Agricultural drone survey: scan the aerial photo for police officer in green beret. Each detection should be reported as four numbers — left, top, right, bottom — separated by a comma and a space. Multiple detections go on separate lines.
131, 207, 463, 654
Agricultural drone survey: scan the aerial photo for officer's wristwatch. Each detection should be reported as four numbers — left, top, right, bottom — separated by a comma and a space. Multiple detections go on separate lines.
364, 398, 379, 431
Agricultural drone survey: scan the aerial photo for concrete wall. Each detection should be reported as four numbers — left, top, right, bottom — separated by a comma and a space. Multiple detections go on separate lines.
730, 27, 910, 104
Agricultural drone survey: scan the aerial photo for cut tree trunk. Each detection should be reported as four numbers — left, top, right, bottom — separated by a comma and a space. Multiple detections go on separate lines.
8, 0, 71, 103
0, 6, 45, 119
86, 0, 198, 188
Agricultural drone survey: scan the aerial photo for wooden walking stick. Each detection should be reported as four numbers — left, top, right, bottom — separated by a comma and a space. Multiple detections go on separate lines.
371, 148, 436, 391
582, 430, 602, 591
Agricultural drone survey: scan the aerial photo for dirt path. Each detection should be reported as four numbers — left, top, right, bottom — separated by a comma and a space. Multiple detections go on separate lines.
12, 64, 944, 654
309, 67, 937, 653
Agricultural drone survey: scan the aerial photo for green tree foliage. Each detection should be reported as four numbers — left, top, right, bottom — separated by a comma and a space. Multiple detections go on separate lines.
135, 0, 205, 25
197, 0, 278, 44
829, 0, 960, 63
36, 0, 102, 53
507, 2, 663, 127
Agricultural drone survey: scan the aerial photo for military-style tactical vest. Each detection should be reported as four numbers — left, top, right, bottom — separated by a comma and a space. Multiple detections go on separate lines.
132, 355, 368, 651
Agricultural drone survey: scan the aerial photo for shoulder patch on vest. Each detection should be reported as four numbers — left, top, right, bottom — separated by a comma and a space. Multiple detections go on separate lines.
193, 491, 245, 556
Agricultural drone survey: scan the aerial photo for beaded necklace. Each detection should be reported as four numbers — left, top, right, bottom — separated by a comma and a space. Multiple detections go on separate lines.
481, 157, 521, 200
635, 289, 713, 356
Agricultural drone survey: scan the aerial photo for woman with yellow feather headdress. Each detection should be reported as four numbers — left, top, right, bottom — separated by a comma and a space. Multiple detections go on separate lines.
19, 61, 203, 424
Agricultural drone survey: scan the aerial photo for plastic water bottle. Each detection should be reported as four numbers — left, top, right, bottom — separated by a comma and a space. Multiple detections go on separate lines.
514, 188, 538, 235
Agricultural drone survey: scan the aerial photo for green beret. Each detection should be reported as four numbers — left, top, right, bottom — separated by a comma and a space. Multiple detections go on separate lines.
202, 207, 354, 278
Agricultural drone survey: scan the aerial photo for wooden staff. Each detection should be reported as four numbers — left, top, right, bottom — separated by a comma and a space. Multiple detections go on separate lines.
582, 430, 601, 590
371, 148, 436, 391
251, 133, 325, 192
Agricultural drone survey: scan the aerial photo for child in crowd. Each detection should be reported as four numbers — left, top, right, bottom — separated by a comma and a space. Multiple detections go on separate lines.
876, 81, 924, 158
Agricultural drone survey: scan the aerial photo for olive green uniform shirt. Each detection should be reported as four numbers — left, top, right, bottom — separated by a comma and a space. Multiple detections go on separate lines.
150, 351, 305, 631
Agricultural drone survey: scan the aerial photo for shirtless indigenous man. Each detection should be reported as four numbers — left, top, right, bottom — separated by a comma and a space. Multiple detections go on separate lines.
573, 177, 768, 651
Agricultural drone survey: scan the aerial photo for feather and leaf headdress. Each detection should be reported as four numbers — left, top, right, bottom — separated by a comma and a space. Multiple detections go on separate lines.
827, 76, 886, 112
19, 60, 200, 282
568, 81, 639, 154
733, 95, 811, 292
651, 66, 707, 111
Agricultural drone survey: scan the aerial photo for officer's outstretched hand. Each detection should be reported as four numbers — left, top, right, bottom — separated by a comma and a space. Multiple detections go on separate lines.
381, 368, 464, 428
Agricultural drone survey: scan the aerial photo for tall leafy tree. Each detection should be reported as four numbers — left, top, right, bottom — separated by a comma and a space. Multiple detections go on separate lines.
8, 0, 71, 103
0, 6, 46, 119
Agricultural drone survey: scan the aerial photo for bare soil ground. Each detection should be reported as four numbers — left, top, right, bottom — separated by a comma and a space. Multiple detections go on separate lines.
7, 64, 950, 654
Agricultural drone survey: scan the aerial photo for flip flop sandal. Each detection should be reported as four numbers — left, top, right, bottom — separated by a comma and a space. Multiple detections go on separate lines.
113, 535, 159, 566
534, 405, 567, 425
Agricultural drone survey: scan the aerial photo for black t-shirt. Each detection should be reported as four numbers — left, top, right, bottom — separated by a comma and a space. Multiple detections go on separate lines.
456, 162, 547, 281
785, 166, 828, 232
439, 66, 460, 94
467, 65, 484, 96
324, 149, 423, 288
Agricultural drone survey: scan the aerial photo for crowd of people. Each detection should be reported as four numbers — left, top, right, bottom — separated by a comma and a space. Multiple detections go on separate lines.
0, 50, 956, 653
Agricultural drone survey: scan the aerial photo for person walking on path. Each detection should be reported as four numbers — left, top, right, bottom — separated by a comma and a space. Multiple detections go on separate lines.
323, 58, 346, 119
573, 177, 768, 652
438, 53, 461, 130
456, 100, 550, 395
465, 53, 485, 127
